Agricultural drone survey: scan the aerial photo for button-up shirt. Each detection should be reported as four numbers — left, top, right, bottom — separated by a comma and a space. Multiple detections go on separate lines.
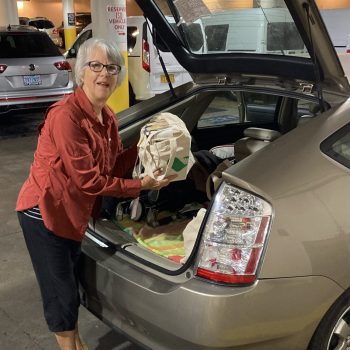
16, 87, 141, 241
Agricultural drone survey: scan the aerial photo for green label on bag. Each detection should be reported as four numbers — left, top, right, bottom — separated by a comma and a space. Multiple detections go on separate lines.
172, 157, 188, 172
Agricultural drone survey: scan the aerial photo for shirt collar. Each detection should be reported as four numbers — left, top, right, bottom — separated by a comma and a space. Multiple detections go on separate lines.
74, 86, 115, 127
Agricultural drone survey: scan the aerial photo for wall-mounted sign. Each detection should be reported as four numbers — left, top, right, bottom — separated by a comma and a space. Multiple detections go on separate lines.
67, 13, 75, 26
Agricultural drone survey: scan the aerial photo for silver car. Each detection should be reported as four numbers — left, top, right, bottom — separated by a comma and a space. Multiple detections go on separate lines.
0, 25, 73, 115
78, 1, 350, 349
25, 17, 63, 48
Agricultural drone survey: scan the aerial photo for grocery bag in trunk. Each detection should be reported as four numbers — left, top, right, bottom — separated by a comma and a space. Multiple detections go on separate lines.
133, 112, 195, 182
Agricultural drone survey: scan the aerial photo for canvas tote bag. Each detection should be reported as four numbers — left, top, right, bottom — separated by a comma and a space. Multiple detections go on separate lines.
133, 112, 195, 182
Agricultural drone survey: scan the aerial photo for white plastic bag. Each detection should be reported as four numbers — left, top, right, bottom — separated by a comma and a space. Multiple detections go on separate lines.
180, 208, 207, 264
133, 112, 195, 182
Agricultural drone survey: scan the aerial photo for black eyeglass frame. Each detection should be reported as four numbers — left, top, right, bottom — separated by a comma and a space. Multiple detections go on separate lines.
85, 61, 121, 75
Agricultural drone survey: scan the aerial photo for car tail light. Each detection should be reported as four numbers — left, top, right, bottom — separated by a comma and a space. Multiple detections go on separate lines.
142, 39, 150, 72
0, 64, 7, 73
347, 49, 350, 53
54, 61, 72, 71
195, 183, 272, 285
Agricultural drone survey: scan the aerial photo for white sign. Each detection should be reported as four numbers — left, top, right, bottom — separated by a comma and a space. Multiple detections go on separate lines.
174, 0, 211, 23
106, 2, 127, 44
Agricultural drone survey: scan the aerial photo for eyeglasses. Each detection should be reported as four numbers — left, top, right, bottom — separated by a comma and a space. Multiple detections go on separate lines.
86, 61, 121, 75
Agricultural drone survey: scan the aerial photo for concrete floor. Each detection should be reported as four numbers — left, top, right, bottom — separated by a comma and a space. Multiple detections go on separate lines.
0, 134, 140, 349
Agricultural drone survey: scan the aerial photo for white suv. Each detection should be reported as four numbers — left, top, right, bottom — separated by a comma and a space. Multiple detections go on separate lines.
64, 16, 195, 105
25, 17, 62, 48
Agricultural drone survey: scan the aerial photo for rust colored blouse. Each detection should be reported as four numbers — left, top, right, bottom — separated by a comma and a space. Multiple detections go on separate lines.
16, 87, 141, 241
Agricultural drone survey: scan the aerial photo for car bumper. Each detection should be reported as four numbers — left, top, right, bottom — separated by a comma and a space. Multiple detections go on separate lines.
0, 85, 73, 115
79, 238, 344, 350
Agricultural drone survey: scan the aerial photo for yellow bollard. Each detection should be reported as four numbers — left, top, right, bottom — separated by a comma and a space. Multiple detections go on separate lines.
107, 51, 129, 113
63, 27, 77, 51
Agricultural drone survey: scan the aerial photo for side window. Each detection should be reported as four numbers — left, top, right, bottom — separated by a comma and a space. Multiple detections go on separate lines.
127, 26, 138, 54
321, 123, 350, 169
267, 22, 304, 51
198, 91, 241, 128
244, 92, 279, 123
67, 30, 92, 58
153, 22, 205, 52
205, 24, 229, 51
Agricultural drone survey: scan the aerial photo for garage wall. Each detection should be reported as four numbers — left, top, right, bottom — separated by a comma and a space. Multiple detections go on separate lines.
17, 0, 90, 27
16, 0, 350, 29
17, 0, 143, 27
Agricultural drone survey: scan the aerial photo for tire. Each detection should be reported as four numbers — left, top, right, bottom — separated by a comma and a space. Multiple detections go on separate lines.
308, 288, 350, 350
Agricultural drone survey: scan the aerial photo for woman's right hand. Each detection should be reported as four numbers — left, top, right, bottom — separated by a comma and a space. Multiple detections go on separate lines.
140, 169, 177, 191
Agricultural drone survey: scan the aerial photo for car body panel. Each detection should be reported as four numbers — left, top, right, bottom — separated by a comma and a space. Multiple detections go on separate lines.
0, 57, 70, 91
222, 98, 350, 288
79, 242, 343, 349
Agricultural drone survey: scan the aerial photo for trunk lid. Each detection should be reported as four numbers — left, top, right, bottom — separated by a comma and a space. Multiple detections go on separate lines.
135, 0, 350, 98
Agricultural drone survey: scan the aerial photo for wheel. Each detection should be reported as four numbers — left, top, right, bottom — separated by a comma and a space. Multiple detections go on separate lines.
309, 289, 350, 350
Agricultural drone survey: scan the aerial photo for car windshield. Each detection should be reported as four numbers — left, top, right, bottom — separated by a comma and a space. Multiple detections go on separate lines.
29, 19, 54, 29
0, 32, 61, 58
76, 15, 91, 27
154, 0, 309, 58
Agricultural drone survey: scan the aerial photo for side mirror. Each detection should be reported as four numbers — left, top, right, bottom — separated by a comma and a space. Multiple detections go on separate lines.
67, 48, 76, 58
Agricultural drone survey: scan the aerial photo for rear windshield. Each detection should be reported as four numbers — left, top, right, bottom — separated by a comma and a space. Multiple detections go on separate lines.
154, 0, 309, 58
0, 32, 61, 58
28, 19, 54, 29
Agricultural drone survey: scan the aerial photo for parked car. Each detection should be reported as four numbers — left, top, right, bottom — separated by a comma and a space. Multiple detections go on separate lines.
22, 17, 63, 48
0, 25, 73, 115
65, 16, 195, 105
18, 17, 30, 25
58, 12, 91, 48
77, 0, 350, 349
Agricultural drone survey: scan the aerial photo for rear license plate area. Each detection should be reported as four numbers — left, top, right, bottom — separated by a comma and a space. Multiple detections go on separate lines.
23, 75, 42, 86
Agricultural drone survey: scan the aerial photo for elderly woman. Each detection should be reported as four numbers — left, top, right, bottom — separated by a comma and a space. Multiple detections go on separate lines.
16, 38, 173, 350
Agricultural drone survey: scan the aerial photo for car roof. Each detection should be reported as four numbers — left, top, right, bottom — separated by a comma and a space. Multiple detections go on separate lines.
0, 25, 39, 32
135, 0, 350, 98
28, 17, 49, 20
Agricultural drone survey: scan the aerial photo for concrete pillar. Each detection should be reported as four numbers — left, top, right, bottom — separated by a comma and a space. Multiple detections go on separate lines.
0, 0, 19, 26
91, 0, 129, 113
62, 0, 77, 49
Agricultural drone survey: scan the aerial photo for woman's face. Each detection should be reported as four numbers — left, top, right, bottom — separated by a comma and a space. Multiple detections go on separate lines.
81, 47, 119, 109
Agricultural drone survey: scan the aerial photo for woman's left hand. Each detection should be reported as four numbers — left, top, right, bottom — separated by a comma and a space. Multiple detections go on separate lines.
140, 169, 177, 190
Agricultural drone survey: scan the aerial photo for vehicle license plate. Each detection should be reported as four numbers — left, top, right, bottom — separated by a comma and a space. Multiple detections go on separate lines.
23, 75, 42, 86
160, 74, 175, 83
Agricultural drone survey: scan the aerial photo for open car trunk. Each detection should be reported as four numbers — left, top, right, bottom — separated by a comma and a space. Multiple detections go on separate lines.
92, 186, 210, 269
85, 84, 330, 272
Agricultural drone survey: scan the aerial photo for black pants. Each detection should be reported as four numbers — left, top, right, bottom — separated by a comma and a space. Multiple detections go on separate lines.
18, 211, 81, 332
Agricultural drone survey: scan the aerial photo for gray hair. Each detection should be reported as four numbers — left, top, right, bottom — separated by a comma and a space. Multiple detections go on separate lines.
74, 37, 126, 87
